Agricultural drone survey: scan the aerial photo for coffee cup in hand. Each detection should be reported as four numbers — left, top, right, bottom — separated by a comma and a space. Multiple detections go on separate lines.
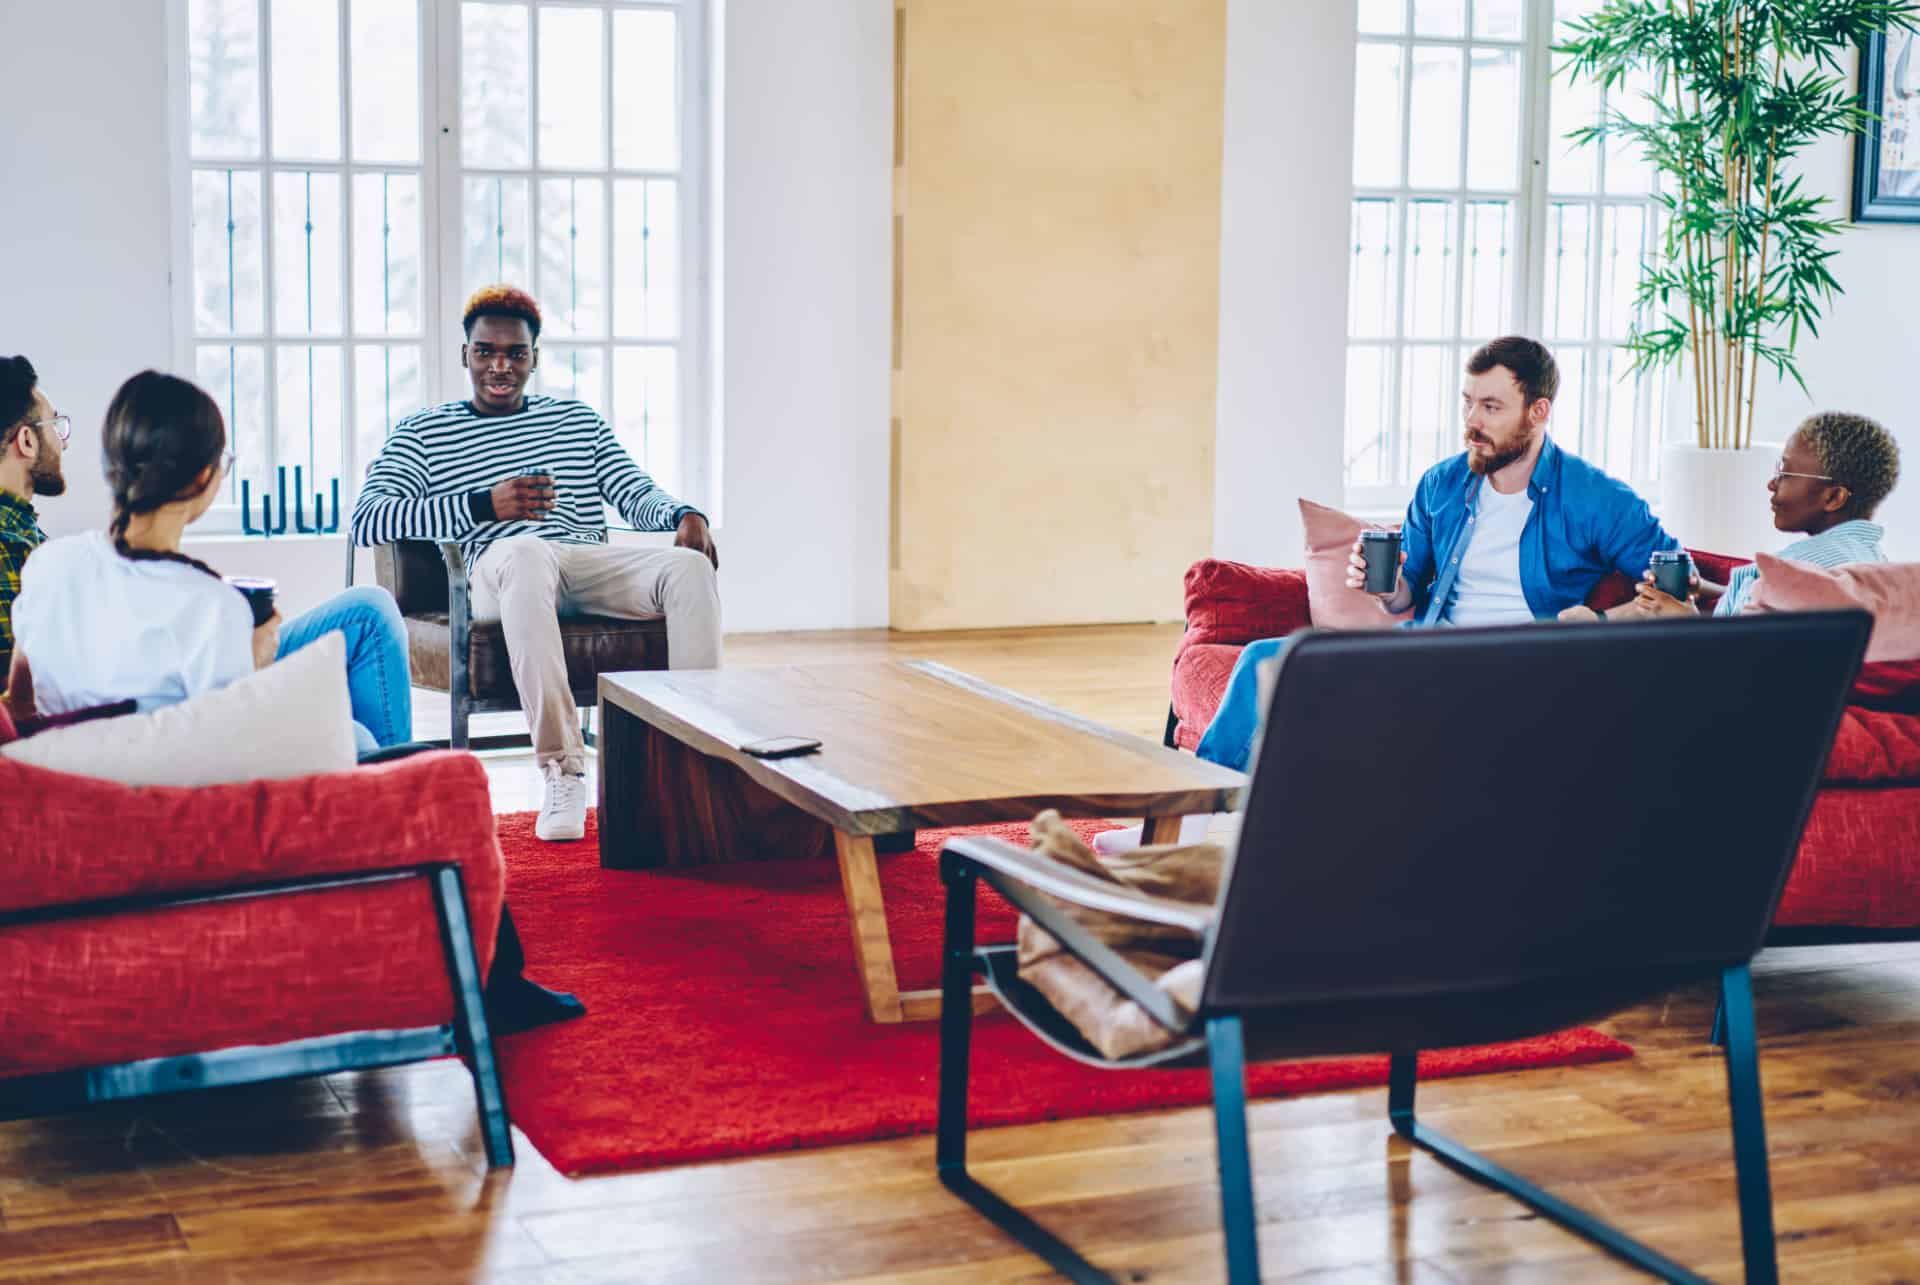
1649, 549, 1692, 601
226, 575, 278, 628
1359, 529, 1402, 595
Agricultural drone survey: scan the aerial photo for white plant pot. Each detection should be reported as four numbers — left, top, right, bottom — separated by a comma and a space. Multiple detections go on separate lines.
1658, 443, 1783, 559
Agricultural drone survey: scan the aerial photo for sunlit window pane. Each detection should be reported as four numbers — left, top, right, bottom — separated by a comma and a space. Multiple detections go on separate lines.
1466, 47, 1520, 190
192, 169, 265, 335
1348, 198, 1399, 339
613, 8, 679, 171
463, 2, 531, 168
538, 178, 608, 339
1597, 204, 1651, 340
1403, 199, 1458, 338
536, 344, 608, 409
1413, 0, 1465, 37
271, 0, 342, 161
1345, 346, 1393, 485
613, 179, 679, 340
197, 344, 268, 504
1353, 44, 1405, 188
272, 170, 345, 336
354, 345, 422, 485
1358, 0, 1406, 34
538, 6, 607, 170
353, 173, 423, 335
613, 347, 680, 492
1605, 66, 1657, 195
189, 0, 262, 159
463, 176, 531, 296
1474, 0, 1525, 39
1407, 47, 1463, 188
1402, 345, 1458, 479
1543, 202, 1593, 339
1554, 346, 1588, 454
1460, 200, 1514, 337
351, 0, 421, 164
275, 345, 346, 496
1548, 34, 1599, 194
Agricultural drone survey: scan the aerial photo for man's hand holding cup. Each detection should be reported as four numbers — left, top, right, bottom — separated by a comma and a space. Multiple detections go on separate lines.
491, 467, 557, 522
1346, 528, 1411, 613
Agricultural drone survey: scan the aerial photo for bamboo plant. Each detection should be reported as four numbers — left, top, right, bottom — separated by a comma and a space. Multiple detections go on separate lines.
1556, 0, 1920, 449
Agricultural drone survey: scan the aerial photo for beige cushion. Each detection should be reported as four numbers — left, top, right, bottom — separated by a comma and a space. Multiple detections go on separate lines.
1, 632, 357, 786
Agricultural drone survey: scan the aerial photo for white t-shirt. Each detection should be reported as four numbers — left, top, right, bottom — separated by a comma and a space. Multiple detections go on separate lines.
13, 531, 254, 716
1444, 481, 1537, 627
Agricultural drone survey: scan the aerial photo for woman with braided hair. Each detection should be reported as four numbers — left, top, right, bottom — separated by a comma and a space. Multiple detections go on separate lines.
11, 370, 411, 755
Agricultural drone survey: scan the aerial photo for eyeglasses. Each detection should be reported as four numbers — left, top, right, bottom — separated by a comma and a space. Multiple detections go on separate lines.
221, 451, 236, 475
1772, 461, 1835, 484
28, 414, 71, 444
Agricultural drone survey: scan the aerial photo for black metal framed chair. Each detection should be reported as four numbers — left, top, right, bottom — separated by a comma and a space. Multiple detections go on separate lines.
351, 539, 667, 751
939, 611, 1871, 1284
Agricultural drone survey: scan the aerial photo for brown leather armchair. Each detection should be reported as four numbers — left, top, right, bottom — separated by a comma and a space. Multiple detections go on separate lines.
359, 540, 668, 750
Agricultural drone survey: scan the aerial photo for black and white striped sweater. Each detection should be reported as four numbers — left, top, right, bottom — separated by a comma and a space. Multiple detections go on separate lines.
349, 396, 700, 566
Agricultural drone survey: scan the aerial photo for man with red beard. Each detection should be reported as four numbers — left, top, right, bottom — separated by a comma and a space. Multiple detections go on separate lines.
0, 355, 68, 678
1197, 337, 1674, 770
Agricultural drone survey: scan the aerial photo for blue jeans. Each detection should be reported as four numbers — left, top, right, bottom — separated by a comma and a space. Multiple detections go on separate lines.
277, 585, 412, 756
1193, 636, 1292, 773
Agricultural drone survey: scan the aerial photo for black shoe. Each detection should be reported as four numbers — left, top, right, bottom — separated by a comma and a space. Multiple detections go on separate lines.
484, 975, 587, 1037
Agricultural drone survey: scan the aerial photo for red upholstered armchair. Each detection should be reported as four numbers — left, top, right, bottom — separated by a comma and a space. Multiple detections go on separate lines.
1167, 557, 1920, 943
0, 750, 517, 1166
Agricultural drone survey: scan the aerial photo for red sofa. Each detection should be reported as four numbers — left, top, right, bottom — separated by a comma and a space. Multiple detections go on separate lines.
0, 750, 516, 1165
1168, 557, 1920, 938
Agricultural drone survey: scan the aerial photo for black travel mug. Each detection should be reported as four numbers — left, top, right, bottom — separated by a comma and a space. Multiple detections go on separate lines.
1649, 549, 1692, 601
1360, 529, 1402, 594
226, 576, 278, 627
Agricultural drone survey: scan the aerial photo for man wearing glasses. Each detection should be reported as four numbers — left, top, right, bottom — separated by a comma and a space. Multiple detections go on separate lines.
0, 355, 68, 676
352, 286, 720, 842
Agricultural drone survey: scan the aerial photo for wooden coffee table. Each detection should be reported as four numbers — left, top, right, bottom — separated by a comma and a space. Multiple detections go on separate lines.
596, 662, 1245, 1023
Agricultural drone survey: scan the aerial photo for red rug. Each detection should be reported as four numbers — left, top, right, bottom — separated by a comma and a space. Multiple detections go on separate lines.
492, 812, 1632, 1176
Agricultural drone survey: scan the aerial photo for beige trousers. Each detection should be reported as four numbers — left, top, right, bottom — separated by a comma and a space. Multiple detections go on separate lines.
470, 538, 722, 774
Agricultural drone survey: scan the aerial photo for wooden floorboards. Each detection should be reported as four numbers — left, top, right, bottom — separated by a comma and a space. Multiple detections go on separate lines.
9, 622, 1920, 1282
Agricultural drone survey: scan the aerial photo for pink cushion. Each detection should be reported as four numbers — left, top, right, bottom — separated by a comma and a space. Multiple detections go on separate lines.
1747, 555, 1920, 662
1298, 500, 1411, 629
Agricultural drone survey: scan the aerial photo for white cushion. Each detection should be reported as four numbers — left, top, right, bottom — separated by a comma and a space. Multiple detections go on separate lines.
1, 632, 358, 786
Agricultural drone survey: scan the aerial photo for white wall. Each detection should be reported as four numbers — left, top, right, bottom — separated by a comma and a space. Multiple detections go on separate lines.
1212, 0, 1353, 569
1743, 48, 1920, 560
0, 0, 893, 630
0, 0, 171, 549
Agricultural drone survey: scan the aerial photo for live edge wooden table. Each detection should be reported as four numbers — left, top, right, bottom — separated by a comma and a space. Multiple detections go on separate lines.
596, 661, 1245, 1023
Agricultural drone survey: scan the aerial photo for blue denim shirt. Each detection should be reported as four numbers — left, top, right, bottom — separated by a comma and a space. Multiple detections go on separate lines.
1402, 437, 1679, 626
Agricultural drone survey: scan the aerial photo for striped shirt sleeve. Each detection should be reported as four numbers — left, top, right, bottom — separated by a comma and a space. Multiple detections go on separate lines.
349, 418, 480, 547
593, 414, 698, 533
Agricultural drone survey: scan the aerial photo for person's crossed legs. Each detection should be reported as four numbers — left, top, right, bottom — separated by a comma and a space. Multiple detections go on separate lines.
470, 536, 722, 840
277, 584, 413, 756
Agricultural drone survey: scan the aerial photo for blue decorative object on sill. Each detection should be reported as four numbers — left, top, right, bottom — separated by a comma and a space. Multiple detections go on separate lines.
292, 467, 341, 535
242, 467, 340, 538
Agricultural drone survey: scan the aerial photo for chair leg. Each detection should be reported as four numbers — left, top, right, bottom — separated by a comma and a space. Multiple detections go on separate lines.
430, 866, 514, 1168
451, 689, 471, 751
1388, 1054, 1710, 1282
1709, 991, 1728, 1048
1720, 964, 1779, 1285
1206, 1016, 1261, 1285
934, 855, 1111, 1285
1162, 703, 1179, 750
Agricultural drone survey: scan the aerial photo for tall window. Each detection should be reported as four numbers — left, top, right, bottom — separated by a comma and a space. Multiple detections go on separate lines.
1345, 0, 1667, 509
177, 0, 706, 534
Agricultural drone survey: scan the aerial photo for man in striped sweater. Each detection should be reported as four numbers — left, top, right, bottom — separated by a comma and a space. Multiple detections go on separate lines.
352, 286, 721, 841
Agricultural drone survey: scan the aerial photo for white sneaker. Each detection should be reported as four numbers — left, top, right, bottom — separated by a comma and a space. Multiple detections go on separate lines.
1092, 813, 1228, 856
536, 762, 588, 842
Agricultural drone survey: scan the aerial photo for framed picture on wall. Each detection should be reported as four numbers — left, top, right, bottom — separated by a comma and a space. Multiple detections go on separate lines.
1855, 26, 1920, 223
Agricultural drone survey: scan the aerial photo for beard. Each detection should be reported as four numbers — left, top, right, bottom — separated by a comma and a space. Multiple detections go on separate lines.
1464, 424, 1535, 476
29, 437, 65, 497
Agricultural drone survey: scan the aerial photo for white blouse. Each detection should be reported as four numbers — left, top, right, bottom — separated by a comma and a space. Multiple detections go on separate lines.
13, 531, 254, 716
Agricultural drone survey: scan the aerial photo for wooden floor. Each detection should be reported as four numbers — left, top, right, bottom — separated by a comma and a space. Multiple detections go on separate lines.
10, 623, 1920, 1283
